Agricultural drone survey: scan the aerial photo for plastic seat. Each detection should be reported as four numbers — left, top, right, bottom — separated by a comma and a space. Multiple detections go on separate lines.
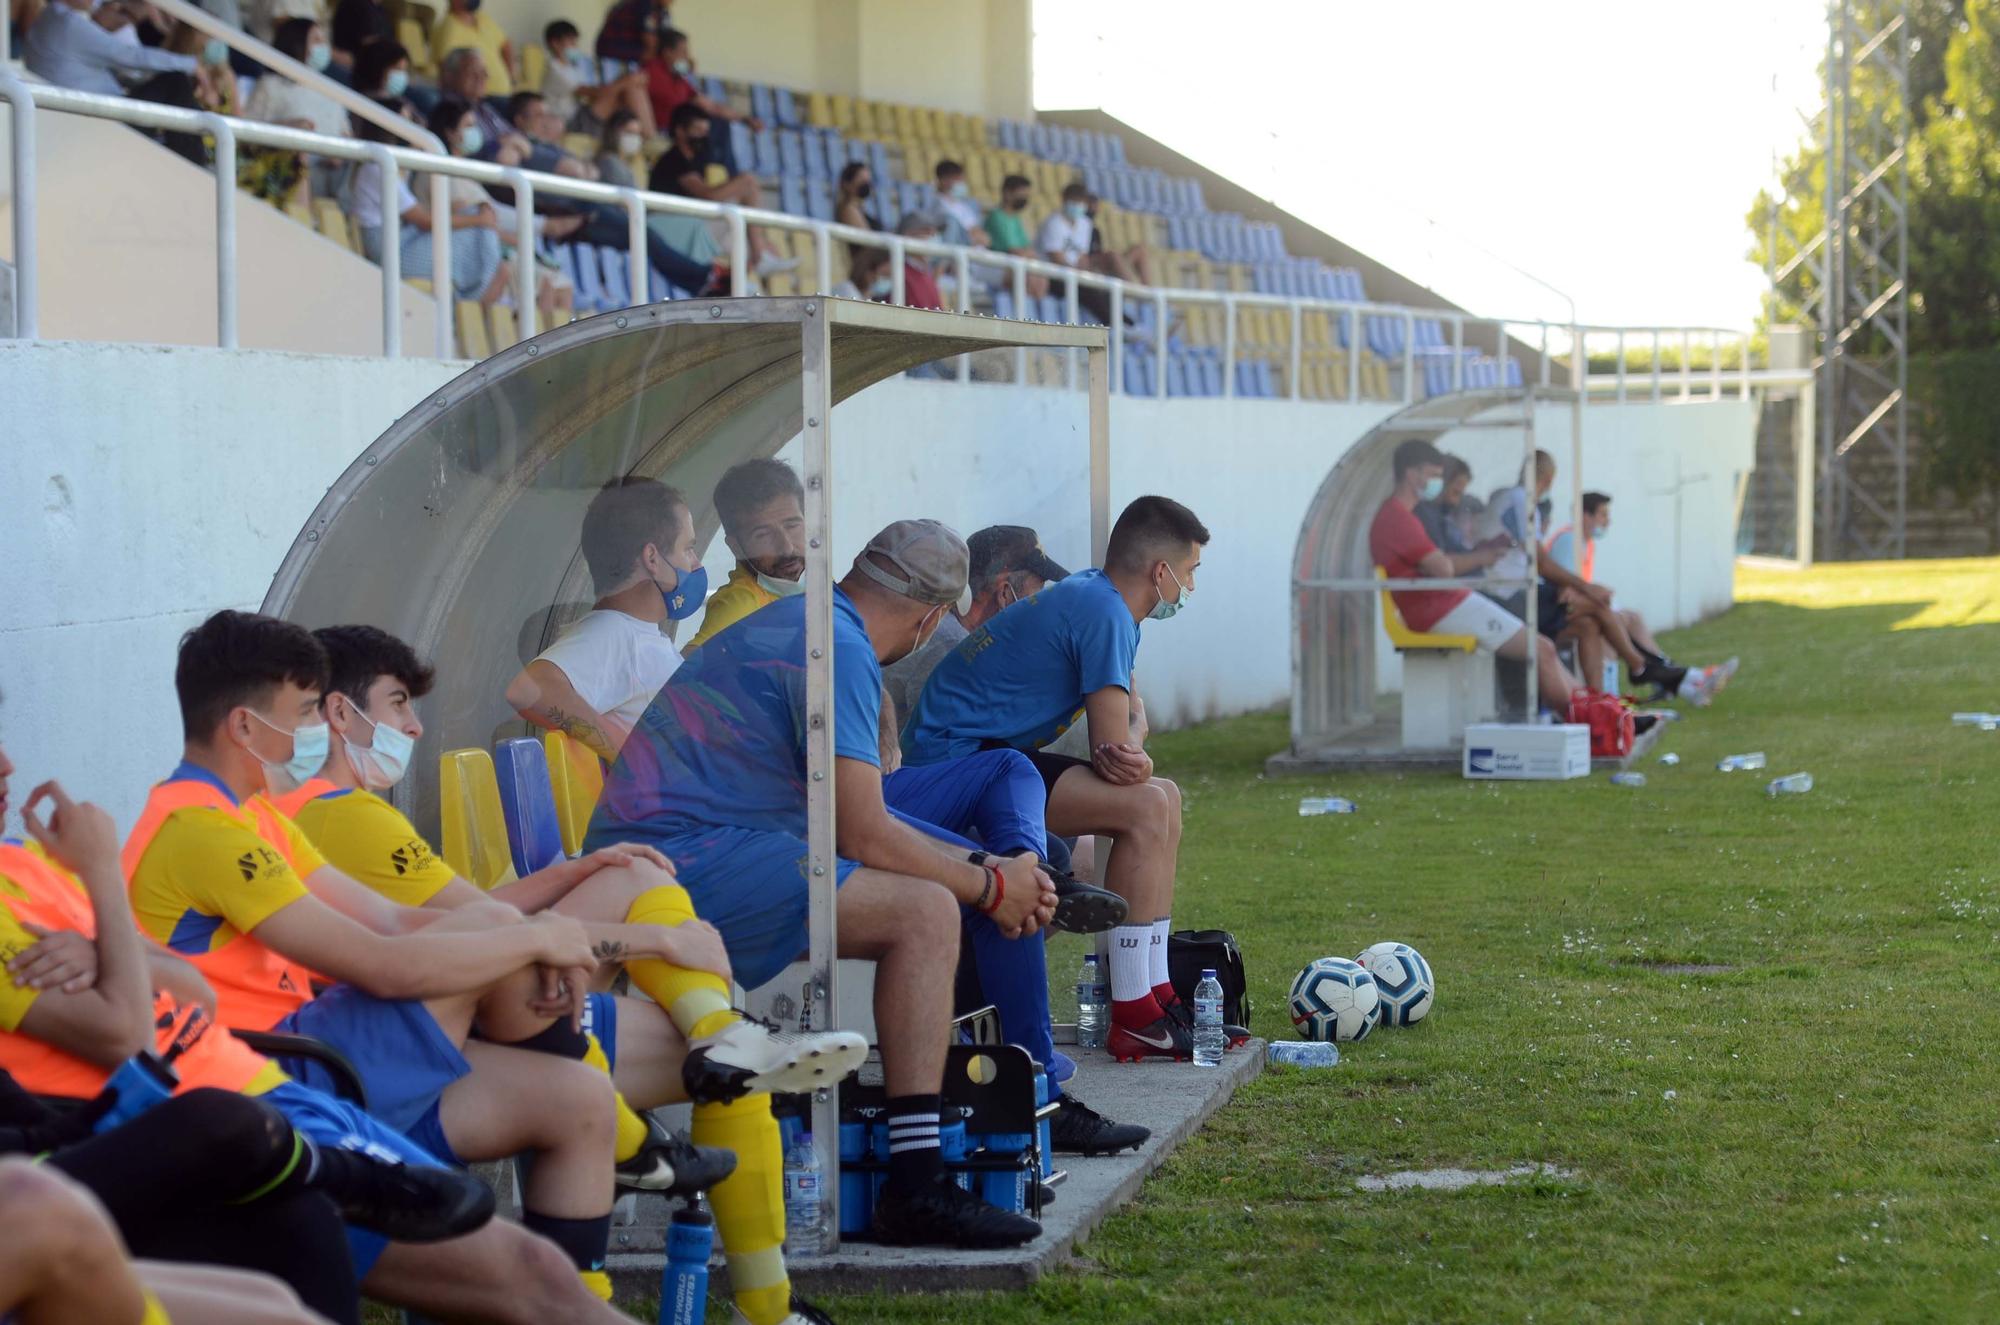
775, 87, 801, 128
567, 243, 607, 311
542, 731, 604, 857
454, 302, 490, 359
492, 738, 567, 878
487, 304, 519, 351
438, 748, 514, 889
801, 132, 827, 179
750, 83, 776, 124
1376, 569, 1476, 652
777, 129, 805, 176
753, 128, 780, 178
779, 174, 807, 217
598, 246, 632, 309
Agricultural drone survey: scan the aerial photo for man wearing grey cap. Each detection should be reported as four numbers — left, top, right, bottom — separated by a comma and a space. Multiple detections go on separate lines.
587, 520, 1063, 1248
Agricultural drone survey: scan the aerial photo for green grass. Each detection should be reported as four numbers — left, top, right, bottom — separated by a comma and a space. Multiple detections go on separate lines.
808, 557, 2000, 1325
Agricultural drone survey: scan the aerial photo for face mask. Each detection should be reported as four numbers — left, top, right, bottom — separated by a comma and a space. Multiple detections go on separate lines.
341, 701, 414, 790
1420, 476, 1444, 501
249, 710, 329, 794
203, 37, 228, 64
384, 67, 408, 96
867, 276, 892, 298
457, 124, 484, 156
567, 47, 592, 72
756, 569, 806, 599
1008, 195, 1027, 212
855, 181, 872, 199
306, 41, 331, 70
1592, 525, 1608, 543
617, 130, 642, 156
656, 561, 709, 620
671, 57, 691, 75
950, 181, 970, 199
1149, 564, 1192, 622
1064, 202, 1087, 220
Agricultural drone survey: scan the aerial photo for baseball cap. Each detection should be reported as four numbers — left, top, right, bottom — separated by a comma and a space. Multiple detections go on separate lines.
854, 520, 972, 614
968, 526, 1068, 590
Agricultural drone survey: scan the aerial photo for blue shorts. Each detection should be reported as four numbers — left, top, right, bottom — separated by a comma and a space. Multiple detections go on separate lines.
653, 824, 861, 991
272, 984, 471, 1142
583, 992, 619, 1072
262, 1079, 445, 1278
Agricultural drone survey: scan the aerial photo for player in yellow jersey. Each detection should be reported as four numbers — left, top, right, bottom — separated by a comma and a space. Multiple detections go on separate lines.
297, 623, 867, 1325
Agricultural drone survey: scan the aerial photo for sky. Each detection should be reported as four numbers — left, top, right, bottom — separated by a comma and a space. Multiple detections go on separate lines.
1031, 0, 1828, 332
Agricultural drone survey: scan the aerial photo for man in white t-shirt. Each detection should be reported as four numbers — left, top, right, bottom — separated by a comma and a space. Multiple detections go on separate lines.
507, 478, 707, 760
1037, 182, 1094, 269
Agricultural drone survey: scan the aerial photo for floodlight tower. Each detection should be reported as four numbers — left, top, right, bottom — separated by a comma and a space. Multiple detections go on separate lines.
1815, 0, 1911, 559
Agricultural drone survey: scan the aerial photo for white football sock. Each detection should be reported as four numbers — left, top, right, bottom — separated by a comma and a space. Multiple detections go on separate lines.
1149, 917, 1172, 989
1109, 924, 1152, 1005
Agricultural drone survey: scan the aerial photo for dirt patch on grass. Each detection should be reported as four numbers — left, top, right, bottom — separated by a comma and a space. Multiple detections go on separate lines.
1355, 1163, 1580, 1193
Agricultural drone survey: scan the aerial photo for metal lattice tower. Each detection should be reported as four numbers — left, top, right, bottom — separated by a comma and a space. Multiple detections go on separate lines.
1813, 0, 1911, 559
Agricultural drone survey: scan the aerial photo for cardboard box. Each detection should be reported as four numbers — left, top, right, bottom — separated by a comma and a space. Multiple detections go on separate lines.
1463, 723, 1591, 780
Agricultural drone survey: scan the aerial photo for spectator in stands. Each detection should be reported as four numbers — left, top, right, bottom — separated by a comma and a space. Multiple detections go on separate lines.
835, 160, 878, 232
904, 497, 1241, 1062
1371, 438, 1580, 715
503, 90, 600, 178
1038, 180, 1094, 271
933, 159, 988, 248
164, 20, 239, 118
984, 173, 1049, 299
650, 102, 795, 278
245, 18, 351, 197
594, 0, 668, 66
22, 0, 214, 165
896, 212, 946, 311
351, 100, 509, 303
351, 34, 409, 100
329, 0, 391, 72
305, 622, 862, 1325
540, 18, 654, 139
430, 0, 513, 95
640, 27, 757, 162
587, 520, 1051, 1249
591, 106, 646, 185
684, 458, 806, 650
1082, 189, 1154, 287
833, 245, 892, 303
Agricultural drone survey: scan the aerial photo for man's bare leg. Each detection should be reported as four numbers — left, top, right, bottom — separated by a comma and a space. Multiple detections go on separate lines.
366, 1221, 634, 1325
835, 869, 958, 1097
1621, 608, 1663, 657
0, 1162, 147, 1325
1496, 626, 1575, 711
1047, 769, 1181, 1044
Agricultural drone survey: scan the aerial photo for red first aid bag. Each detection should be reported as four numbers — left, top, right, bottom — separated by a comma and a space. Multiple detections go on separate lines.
1566, 688, 1635, 758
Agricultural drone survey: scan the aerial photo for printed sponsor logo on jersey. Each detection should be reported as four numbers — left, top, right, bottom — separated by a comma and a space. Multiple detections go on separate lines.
237, 845, 283, 881
388, 838, 435, 876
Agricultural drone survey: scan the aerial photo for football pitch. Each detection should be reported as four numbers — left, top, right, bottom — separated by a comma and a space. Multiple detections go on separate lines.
817, 556, 2000, 1324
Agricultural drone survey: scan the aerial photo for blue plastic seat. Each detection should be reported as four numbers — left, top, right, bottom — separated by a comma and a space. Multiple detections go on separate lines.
1166, 353, 1189, 397
777, 129, 805, 176
1198, 354, 1223, 396
599, 245, 631, 308
750, 84, 775, 124
993, 290, 1016, 320
753, 128, 780, 178
780, 175, 807, 216
801, 132, 827, 179
775, 87, 800, 128
806, 180, 833, 222
728, 121, 754, 177
492, 738, 566, 878
1503, 355, 1524, 387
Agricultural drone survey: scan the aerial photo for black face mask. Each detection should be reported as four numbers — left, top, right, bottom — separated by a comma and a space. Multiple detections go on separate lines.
1007, 195, 1027, 212
855, 181, 872, 199
685, 132, 710, 160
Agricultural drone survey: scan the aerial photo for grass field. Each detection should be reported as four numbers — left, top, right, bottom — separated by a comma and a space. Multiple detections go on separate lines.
810, 557, 2000, 1324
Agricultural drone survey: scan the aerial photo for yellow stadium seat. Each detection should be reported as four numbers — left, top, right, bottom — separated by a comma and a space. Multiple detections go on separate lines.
543, 731, 604, 857
563, 132, 598, 161
852, 100, 876, 135
964, 115, 987, 145
405, 277, 433, 295
807, 92, 834, 127
283, 197, 313, 228
1377, 569, 1477, 652
439, 748, 515, 889
312, 199, 356, 251
521, 42, 546, 94
827, 94, 853, 129
911, 107, 935, 140
456, 301, 491, 359
398, 18, 434, 72
488, 303, 519, 351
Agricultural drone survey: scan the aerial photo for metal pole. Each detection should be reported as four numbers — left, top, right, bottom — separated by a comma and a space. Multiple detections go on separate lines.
2, 75, 37, 339
1538, 323, 1550, 387
1288, 300, 1302, 401
430, 173, 452, 357
1107, 280, 1123, 395
502, 168, 535, 342
1063, 271, 1079, 389
1522, 396, 1539, 714
1795, 361, 1817, 564
956, 250, 972, 384
796, 303, 840, 1241
1221, 292, 1235, 399
814, 224, 832, 296
727, 205, 748, 297
1401, 309, 1415, 403
1451, 315, 1464, 391
1154, 290, 1167, 399
204, 115, 238, 349
1014, 259, 1028, 384
1347, 309, 1361, 400
371, 145, 400, 357
623, 189, 648, 306
889, 236, 907, 306
1089, 343, 1111, 565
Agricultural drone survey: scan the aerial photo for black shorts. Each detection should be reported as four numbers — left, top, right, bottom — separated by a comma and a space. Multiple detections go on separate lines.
982, 741, 1091, 801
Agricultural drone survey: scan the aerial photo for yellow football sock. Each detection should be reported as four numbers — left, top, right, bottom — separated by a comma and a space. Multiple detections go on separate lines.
580, 1269, 613, 1301
581, 1033, 653, 1165
692, 1094, 790, 1325
624, 884, 736, 1039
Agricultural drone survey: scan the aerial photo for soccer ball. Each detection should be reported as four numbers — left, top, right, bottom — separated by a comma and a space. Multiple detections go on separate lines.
1355, 941, 1434, 1027
1289, 957, 1381, 1042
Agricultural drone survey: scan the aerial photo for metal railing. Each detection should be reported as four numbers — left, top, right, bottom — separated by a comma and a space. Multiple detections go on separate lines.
2, 73, 1770, 398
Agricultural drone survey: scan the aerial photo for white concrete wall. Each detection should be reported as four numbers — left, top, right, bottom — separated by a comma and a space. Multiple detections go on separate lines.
0, 338, 1754, 832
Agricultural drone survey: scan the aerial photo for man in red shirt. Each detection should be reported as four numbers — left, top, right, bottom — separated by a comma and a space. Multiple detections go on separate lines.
1368, 438, 1578, 713
896, 212, 946, 311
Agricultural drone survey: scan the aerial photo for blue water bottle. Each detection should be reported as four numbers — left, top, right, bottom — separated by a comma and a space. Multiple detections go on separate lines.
837, 1113, 870, 1235
1033, 1070, 1053, 1180
658, 1202, 713, 1325
94, 1050, 177, 1134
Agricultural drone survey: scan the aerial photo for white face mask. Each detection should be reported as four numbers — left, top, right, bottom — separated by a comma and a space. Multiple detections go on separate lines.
757, 571, 807, 599
618, 130, 643, 157
248, 710, 329, 794
340, 699, 414, 790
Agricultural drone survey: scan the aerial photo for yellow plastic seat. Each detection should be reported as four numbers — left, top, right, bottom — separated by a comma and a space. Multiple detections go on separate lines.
487, 303, 519, 351
562, 132, 598, 161
852, 100, 876, 134
312, 198, 354, 251
807, 91, 834, 127
398, 18, 434, 72
543, 731, 605, 857
827, 93, 852, 129
455, 302, 491, 359
520, 42, 546, 94
439, 748, 515, 888
1376, 568, 1475, 651
283, 197, 313, 228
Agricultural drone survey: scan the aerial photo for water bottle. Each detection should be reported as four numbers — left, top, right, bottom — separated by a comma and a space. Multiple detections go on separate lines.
1951, 712, 1999, 730
94, 1051, 177, 1134
1266, 1041, 1340, 1069
1767, 773, 1814, 796
658, 1203, 712, 1325
1657, 752, 1680, 766
1192, 968, 1225, 1069
1609, 772, 1645, 787
1716, 752, 1767, 772
781, 1132, 827, 1257
1298, 797, 1357, 816
1075, 954, 1108, 1049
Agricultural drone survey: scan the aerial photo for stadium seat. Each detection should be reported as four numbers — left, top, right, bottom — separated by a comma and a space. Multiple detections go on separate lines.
398, 18, 433, 73
543, 731, 604, 857
488, 304, 520, 352
520, 43, 546, 97
493, 738, 567, 878
455, 302, 491, 360
438, 748, 514, 889
312, 199, 356, 252
775, 87, 802, 128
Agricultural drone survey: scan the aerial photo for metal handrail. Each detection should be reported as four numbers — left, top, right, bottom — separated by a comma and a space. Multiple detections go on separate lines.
1, 76, 1765, 401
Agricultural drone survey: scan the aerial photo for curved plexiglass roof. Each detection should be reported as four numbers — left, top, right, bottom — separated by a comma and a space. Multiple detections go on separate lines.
260, 297, 1104, 829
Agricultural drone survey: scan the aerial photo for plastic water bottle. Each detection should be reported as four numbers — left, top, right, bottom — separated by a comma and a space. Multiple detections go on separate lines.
1767, 773, 1814, 796
1657, 752, 1680, 766
1192, 968, 1225, 1069
1952, 712, 1999, 730
1266, 1041, 1340, 1069
1075, 953, 1108, 1050
1609, 772, 1646, 787
1716, 752, 1767, 772
1299, 797, 1357, 816
658, 1203, 712, 1325
94, 1051, 177, 1134
781, 1132, 827, 1257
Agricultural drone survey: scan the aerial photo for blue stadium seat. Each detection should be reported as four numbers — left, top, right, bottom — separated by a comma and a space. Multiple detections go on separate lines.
777, 129, 805, 177
780, 175, 807, 217
1036, 294, 1064, 324
775, 87, 801, 128
599, 246, 631, 308
750, 83, 776, 124
753, 128, 780, 178
1166, 352, 1189, 397
727, 121, 753, 175
1123, 349, 1149, 395
806, 180, 833, 222
802, 131, 827, 179
492, 738, 566, 878
993, 290, 1016, 320
1197, 353, 1223, 396
698, 75, 726, 102
1503, 355, 1524, 387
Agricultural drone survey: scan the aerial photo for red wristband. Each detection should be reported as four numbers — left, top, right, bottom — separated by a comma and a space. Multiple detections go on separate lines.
978, 862, 1004, 914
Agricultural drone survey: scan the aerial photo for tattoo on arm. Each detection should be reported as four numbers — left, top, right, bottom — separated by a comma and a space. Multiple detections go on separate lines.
545, 705, 611, 757
591, 939, 628, 963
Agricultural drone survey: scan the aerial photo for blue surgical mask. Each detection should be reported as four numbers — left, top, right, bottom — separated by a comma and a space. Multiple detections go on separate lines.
672, 58, 691, 76
458, 124, 484, 156
950, 181, 971, 200
203, 37, 228, 65
250, 710, 329, 794
1064, 201, 1087, 220
341, 700, 414, 790
1592, 525, 1608, 543
867, 276, 892, 299
659, 562, 709, 621
306, 42, 331, 71
384, 67, 409, 96
1149, 564, 1191, 622
1420, 476, 1444, 501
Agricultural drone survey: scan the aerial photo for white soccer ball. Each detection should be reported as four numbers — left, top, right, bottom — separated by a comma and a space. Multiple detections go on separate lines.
1355, 941, 1435, 1027
1289, 957, 1381, 1043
